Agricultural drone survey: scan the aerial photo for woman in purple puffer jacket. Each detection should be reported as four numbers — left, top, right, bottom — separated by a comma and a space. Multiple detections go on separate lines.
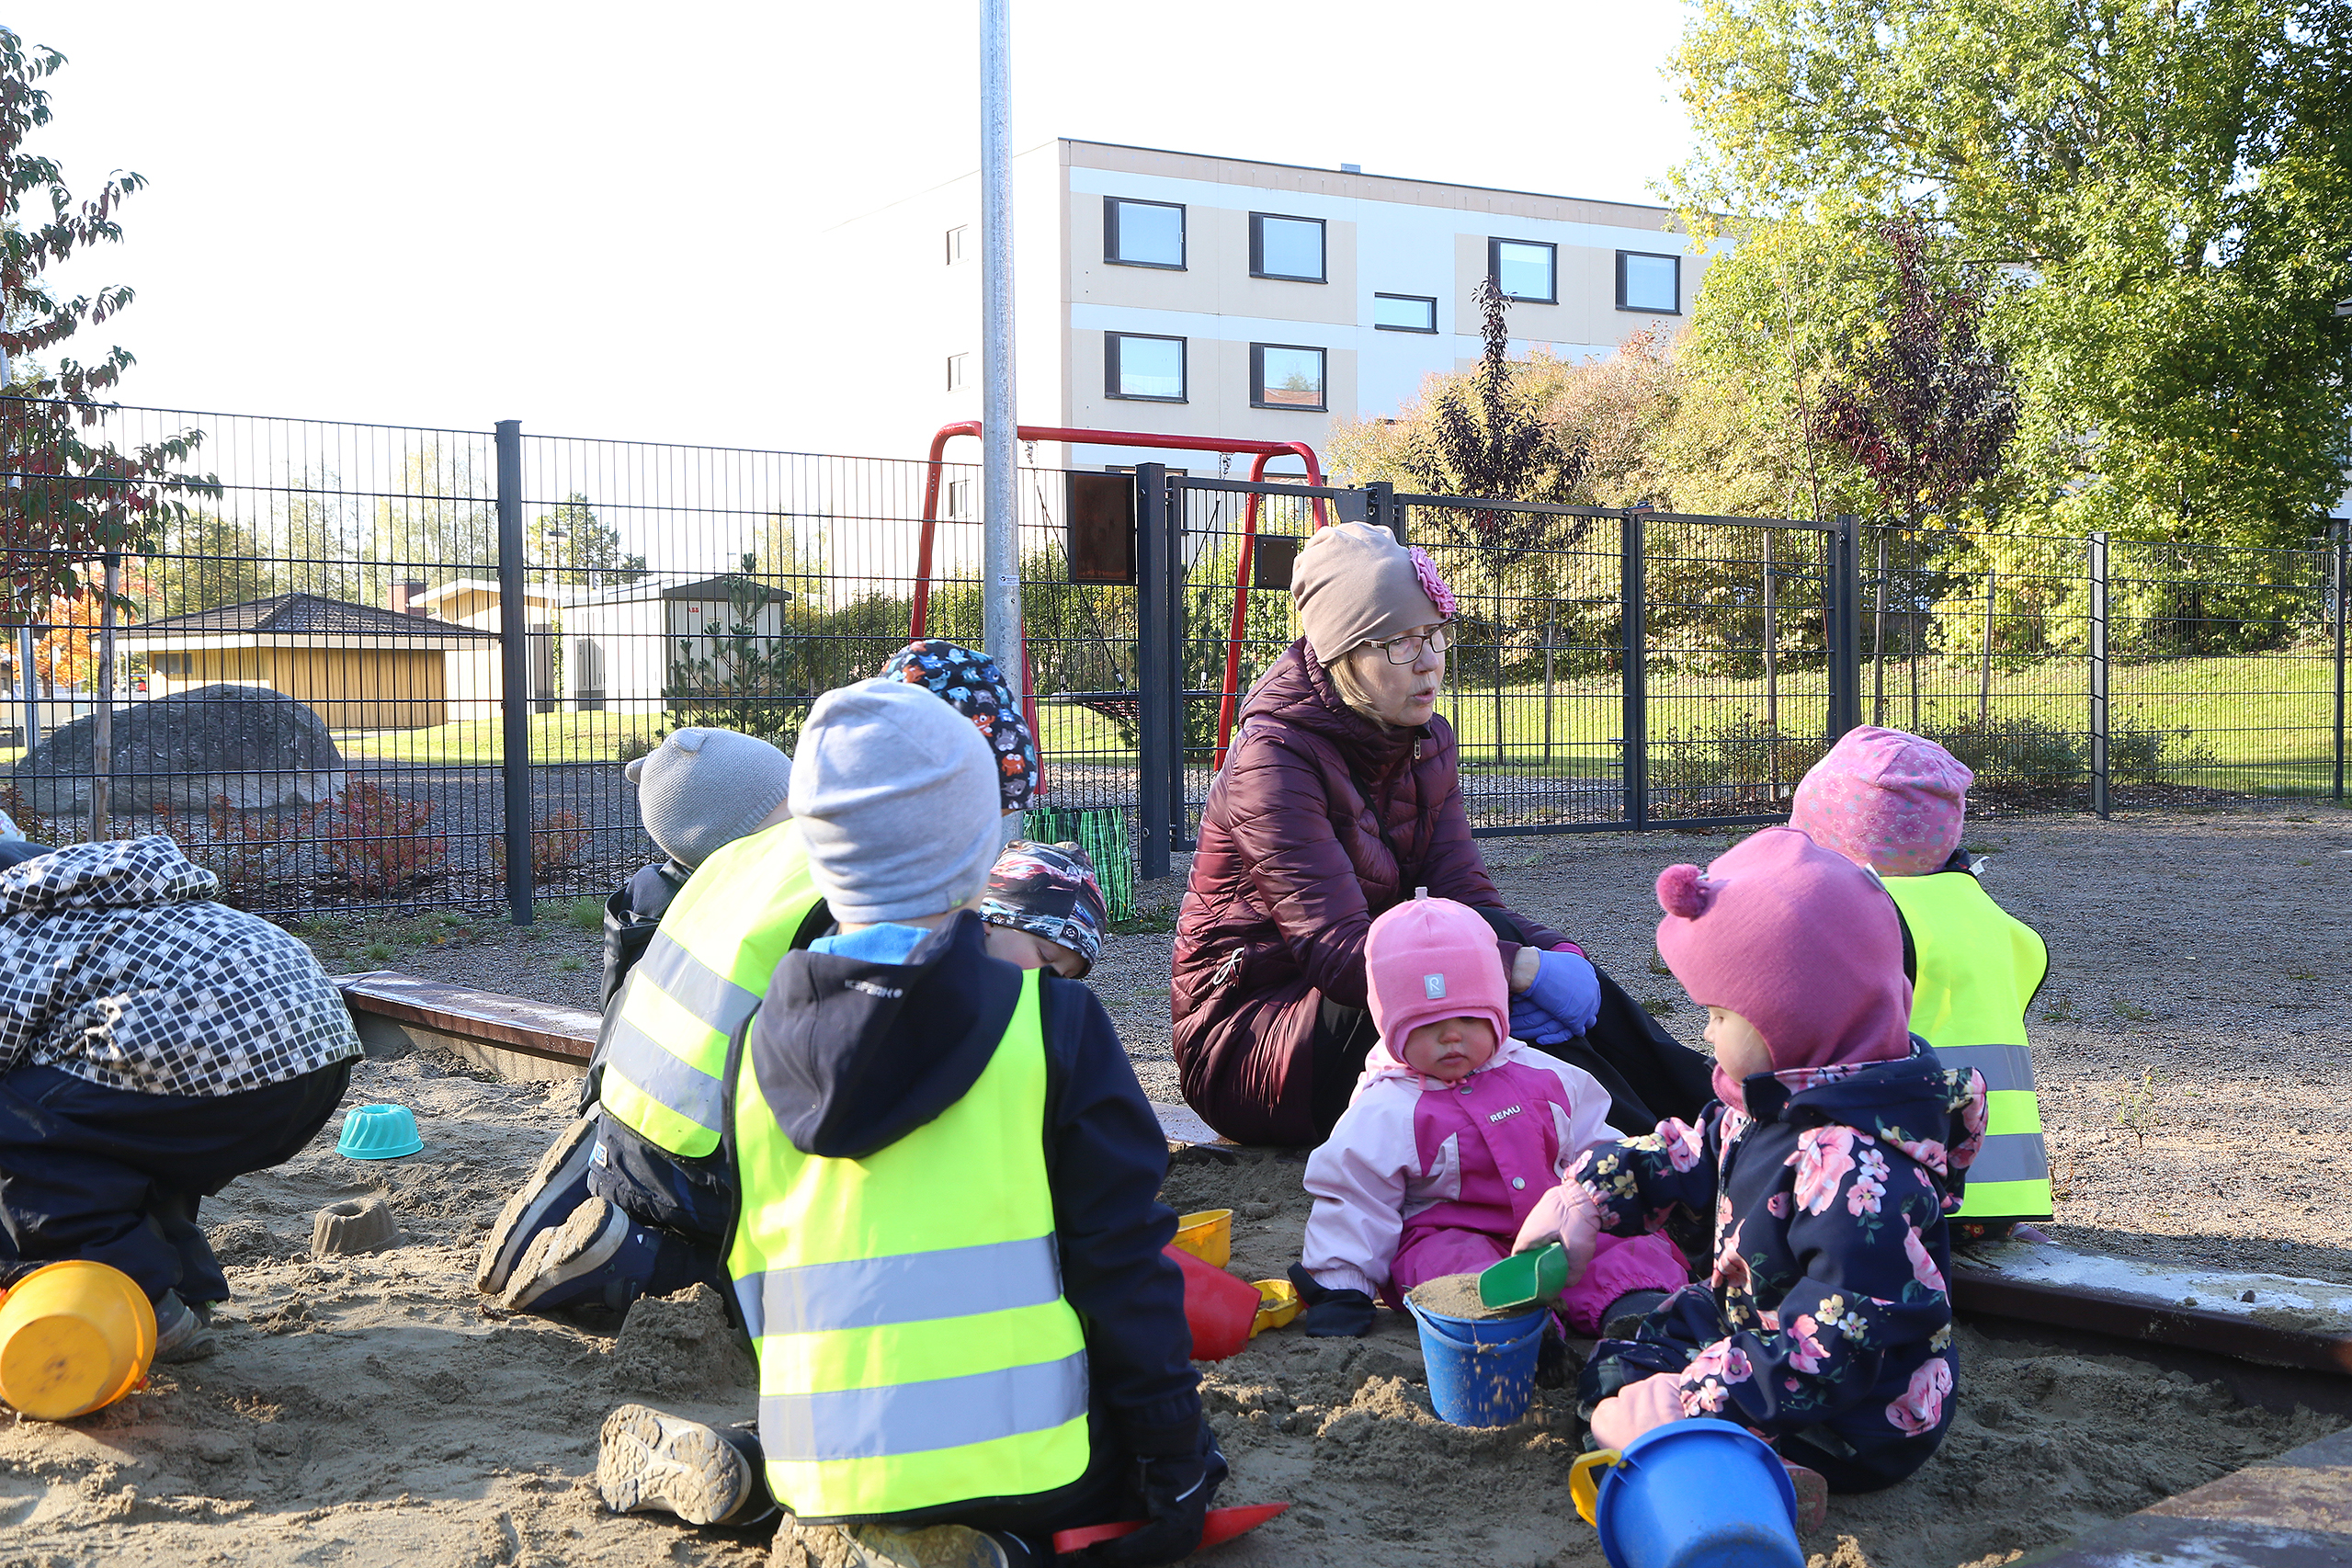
1171, 522, 1711, 1147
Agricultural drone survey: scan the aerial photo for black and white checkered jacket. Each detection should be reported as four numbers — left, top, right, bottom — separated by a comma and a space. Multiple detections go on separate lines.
0, 835, 361, 1097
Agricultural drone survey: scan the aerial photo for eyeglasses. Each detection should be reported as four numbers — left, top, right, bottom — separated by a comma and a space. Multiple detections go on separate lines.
1368, 622, 1452, 664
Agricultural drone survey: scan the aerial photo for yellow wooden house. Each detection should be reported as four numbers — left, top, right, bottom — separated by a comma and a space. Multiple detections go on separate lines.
119, 593, 497, 731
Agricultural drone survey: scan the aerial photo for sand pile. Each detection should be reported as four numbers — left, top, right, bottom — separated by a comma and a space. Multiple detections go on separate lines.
0, 1047, 2340, 1568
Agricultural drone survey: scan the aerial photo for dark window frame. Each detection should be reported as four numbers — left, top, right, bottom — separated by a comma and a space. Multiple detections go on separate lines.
1488, 236, 1558, 304
1372, 292, 1439, 333
1616, 249, 1683, 314
1104, 331, 1188, 403
1103, 197, 1187, 270
1248, 211, 1328, 283
1249, 342, 1329, 413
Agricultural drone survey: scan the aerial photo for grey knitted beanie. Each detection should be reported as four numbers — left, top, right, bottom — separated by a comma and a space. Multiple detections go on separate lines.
789, 678, 1002, 926
624, 728, 792, 869
1290, 521, 1448, 664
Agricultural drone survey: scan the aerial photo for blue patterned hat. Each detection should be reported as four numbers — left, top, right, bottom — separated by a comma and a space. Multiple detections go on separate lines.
878, 640, 1040, 812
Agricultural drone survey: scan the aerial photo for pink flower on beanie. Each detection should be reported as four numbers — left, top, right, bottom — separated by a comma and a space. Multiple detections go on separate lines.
1407, 547, 1456, 619
1653, 825, 1912, 1072
1790, 727, 1972, 878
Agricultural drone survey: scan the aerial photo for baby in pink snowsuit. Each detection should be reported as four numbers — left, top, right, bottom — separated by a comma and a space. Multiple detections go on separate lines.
1291, 892, 1687, 1335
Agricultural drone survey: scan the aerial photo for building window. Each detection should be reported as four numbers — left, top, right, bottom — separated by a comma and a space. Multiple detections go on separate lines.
1489, 237, 1557, 304
1251, 344, 1327, 411
947, 478, 975, 519
1617, 250, 1681, 313
1104, 197, 1185, 269
1373, 292, 1438, 333
1105, 333, 1187, 402
946, 225, 969, 265
1249, 213, 1326, 282
946, 353, 968, 391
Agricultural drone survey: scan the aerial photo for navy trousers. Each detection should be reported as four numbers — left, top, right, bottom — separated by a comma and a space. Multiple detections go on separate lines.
0, 1059, 353, 1304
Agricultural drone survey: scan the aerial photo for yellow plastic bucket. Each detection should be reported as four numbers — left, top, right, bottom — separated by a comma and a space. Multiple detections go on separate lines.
0, 1260, 157, 1421
1171, 1210, 1233, 1270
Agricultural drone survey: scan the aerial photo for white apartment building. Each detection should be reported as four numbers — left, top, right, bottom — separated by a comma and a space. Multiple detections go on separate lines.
790, 139, 1721, 481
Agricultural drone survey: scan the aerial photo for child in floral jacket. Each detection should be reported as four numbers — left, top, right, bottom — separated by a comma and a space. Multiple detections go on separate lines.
1515, 826, 1989, 1492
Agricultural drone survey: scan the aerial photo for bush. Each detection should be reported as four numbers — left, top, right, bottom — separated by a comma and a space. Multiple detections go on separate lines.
1650, 711, 1830, 812
320, 781, 448, 893
1929, 714, 2085, 792
487, 810, 590, 880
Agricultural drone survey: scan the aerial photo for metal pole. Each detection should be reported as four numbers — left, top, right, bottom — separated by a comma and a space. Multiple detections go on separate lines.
1980, 566, 1995, 726
1907, 529, 1920, 732
1829, 515, 1862, 739
1134, 465, 1172, 879
16, 624, 35, 767
2332, 519, 2346, 805
494, 420, 534, 924
979, 0, 1023, 715
1762, 531, 1778, 733
1871, 526, 1888, 725
1541, 598, 1556, 767
90, 551, 118, 841
1620, 510, 1649, 828
2090, 531, 2109, 820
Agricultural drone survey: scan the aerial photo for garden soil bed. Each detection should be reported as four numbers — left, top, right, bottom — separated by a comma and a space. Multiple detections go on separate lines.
3, 800, 2344, 1567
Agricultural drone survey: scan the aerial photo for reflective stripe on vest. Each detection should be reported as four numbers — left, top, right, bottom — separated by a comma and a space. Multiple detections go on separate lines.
1886, 872, 2054, 1223
601, 820, 821, 1158
727, 968, 1089, 1520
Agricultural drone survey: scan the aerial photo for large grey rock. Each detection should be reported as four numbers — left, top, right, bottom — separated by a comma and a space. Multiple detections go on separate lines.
8, 683, 347, 816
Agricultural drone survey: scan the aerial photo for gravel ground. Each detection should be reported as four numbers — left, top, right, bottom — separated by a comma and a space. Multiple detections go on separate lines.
355, 796, 2352, 1282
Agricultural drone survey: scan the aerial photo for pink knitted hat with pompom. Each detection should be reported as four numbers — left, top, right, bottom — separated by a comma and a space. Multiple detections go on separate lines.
1654, 825, 1913, 1071
1790, 726, 1972, 878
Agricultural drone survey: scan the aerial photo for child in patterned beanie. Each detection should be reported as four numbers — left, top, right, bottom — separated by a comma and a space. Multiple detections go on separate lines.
978, 840, 1108, 978
1791, 726, 2053, 1244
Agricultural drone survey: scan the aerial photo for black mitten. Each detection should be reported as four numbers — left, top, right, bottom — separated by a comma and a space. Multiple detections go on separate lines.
1070, 1425, 1229, 1567
1287, 1263, 1377, 1337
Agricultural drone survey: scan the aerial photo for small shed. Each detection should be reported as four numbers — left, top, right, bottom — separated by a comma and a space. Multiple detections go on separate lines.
119, 593, 497, 730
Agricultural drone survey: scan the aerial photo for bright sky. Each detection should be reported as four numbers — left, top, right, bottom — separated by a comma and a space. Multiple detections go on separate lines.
17, 0, 1699, 453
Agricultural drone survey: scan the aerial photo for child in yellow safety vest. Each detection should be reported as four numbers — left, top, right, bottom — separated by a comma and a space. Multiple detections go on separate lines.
593, 678, 1223, 1568
1791, 726, 2054, 1244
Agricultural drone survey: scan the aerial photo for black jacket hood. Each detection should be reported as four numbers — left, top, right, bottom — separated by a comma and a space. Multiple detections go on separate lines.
747, 910, 1023, 1160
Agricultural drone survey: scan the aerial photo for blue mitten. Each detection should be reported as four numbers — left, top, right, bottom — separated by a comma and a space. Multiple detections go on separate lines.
1512, 949, 1600, 1042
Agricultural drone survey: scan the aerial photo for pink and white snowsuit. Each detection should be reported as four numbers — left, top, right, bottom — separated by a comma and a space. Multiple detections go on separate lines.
1300, 1037, 1687, 1333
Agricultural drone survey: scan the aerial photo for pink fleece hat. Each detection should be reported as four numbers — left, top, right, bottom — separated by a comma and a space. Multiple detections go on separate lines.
1366, 891, 1510, 1051
1654, 825, 1913, 1071
1790, 726, 1972, 878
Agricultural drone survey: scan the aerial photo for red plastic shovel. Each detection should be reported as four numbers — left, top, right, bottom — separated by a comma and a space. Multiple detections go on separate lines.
1051, 1502, 1290, 1555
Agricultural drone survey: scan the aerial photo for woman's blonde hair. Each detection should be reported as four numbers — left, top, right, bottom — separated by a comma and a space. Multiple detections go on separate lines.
1325, 642, 1387, 724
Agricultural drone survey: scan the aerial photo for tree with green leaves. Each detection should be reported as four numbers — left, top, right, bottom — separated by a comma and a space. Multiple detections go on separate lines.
1670, 0, 2352, 547
531, 492, 644, 592
0, 28, 211, 624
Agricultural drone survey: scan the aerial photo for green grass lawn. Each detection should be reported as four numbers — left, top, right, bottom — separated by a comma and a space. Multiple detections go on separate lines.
8, 646, 2342, 797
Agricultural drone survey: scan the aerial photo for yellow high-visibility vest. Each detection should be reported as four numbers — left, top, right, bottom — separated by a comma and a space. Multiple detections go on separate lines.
1886, 871, 2054, 1222
598, 819, 823, 1158
726, 967, 1089, 1521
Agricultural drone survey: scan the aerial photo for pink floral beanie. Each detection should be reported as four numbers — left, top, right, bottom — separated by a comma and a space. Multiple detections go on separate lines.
1790, 726, 1971, 879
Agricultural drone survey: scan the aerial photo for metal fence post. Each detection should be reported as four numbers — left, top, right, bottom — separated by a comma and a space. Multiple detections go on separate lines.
2333, 518, 2346, 805
1368, 481, 1400, 543
1620, 509, 1648, 828
1135, 464, 1173, 879
1830, 515, 1861, 738
2089, 530, 2109, 820
495, 420, 534, 923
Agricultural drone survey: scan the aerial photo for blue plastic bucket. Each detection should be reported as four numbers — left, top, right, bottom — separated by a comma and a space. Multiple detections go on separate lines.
1405, 1299, 1548, 1426
1584, 1418, 1802, 1568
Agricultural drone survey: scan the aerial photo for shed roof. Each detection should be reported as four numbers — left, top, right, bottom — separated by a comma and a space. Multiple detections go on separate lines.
120, 593, 497, 640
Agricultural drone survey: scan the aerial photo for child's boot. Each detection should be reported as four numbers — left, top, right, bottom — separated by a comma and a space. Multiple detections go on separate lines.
498, 1196, 659, 1312
780, 1521, 1025, 1567
1782, 1460, 1828, 1537
476, 1115, 598, 1295
153, 1290, 218, 1362
597, 1403, 772, 1526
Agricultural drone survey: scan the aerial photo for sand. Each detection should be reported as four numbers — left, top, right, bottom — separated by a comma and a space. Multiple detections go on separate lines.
1403, 1272, 1531, 1324
5, 801, 2346, 1566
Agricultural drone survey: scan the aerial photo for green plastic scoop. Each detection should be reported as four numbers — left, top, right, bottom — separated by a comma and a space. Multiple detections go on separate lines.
1478, 1244, 1567, 1310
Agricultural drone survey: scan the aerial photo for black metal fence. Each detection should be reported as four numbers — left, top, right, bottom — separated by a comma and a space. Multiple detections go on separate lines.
2, 397, 2344, 921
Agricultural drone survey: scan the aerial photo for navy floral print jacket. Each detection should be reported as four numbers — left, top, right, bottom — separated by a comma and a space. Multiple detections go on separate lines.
1575, 1039, 1988, 1486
